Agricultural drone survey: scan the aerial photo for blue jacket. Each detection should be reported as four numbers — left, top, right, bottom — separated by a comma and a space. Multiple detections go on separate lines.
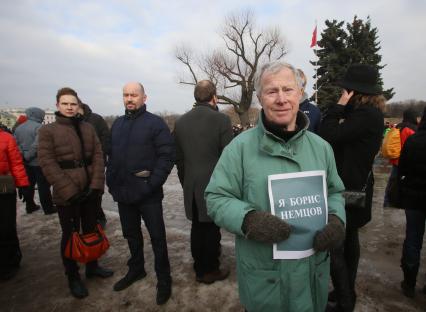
299, 98, 321, 134
106, 105, 175, 204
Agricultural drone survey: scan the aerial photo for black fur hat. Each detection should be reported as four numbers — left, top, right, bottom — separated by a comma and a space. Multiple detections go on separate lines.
336, 64, 381, 95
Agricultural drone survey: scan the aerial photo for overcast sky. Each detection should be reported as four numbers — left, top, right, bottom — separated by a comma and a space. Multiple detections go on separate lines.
1, 0, 425, 115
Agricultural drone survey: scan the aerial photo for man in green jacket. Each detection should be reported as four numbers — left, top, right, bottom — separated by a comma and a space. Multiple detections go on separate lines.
205, 61, 346, 312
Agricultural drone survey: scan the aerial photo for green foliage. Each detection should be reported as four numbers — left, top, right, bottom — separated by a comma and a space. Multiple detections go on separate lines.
312, 16, 394, 111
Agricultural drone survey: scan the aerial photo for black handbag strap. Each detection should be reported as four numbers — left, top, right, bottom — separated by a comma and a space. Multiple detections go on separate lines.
72, 120, 91, 183
69, 118, 91, 233
361, 171, 373, 192
71, 204, 82, 233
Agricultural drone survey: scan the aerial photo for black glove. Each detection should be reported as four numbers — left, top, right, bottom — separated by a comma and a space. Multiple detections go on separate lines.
68, 188, 91, 205
242, 210, 291, 244
18, 186, 31, 202
87, 188, 103, 201
313, 214, 345, 252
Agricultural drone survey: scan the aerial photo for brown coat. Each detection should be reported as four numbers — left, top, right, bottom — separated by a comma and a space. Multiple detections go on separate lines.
37, 115, 105, 205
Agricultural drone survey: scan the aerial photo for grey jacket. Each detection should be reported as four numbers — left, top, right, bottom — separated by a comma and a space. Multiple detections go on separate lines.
14, 107, 45, 166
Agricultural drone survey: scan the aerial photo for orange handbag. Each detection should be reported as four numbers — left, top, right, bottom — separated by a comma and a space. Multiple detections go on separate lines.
65, 224, 110, 263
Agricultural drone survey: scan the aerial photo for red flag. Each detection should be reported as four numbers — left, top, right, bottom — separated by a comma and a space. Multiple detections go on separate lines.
310, 25, 317, 48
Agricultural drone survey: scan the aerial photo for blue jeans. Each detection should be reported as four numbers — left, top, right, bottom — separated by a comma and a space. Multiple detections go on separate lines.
401, 209, 426, 285
118, 201, 171, 282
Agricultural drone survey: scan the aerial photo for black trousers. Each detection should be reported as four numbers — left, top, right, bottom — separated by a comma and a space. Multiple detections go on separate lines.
94, 193, 106, 221
190, 199, 221, 277
330, 225, 360, 311
25, 165, 54, 213
118, 201, 171, 282
57, 198, 98, 277
0, 193, 21, 277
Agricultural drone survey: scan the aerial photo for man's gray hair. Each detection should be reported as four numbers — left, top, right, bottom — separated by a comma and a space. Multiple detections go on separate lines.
254, 61, 304, 96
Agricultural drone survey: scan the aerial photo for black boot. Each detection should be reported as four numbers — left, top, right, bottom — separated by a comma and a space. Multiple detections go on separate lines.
156, 278, 172, 305
44, 205, 57, 215
0, 267, 19, 281
113, 270, 147, 291
401, 281, 415, 298
86, 265, 114, 279
68, 275, 88, 299
401, 263, 418, 298
26, 203, 40, 214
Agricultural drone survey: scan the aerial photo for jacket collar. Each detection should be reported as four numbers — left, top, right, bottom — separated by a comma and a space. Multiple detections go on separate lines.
300, 92, 309, 102
81, 103, 92, 117
256, 110, 309, 158
54, 112, 83, 125
194, 102, 218, 111
125, 104, 146, 119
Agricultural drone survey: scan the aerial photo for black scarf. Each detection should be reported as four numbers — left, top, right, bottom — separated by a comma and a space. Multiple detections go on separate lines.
261, 110, 302, 142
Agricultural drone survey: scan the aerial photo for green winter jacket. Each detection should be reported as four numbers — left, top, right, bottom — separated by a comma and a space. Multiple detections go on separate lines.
205, 112, 345, 312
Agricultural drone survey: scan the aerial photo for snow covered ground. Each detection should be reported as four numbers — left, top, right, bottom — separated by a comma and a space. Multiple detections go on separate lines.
1, 163, 425, 311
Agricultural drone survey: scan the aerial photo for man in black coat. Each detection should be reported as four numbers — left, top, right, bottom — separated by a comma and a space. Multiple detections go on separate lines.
78, 102, 110, 227
297, 69, 321, 133
174, 80, 233, 284
398, 107, 426, 298
78, 103, 111, 160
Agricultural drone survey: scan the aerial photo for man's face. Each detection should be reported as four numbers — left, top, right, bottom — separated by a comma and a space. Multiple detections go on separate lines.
56, 95, 79, 117
123, 83, 147, 111
258, 67, 302, 130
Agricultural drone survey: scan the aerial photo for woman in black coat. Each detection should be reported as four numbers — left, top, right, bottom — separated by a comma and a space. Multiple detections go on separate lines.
398, 107, 426, 298
320, 64, 385, 312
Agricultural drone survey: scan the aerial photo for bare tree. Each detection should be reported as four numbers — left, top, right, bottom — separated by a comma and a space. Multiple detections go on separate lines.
175, 10, 287, 125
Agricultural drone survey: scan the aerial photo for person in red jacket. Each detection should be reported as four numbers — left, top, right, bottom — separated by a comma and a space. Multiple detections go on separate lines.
11, 115, 28, 133
0, 127, 30, 280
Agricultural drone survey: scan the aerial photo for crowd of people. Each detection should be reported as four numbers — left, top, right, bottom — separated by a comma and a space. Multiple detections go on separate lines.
0, 60, 425, 311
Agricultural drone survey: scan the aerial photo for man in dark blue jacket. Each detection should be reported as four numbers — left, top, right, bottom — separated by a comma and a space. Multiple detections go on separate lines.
297, 69, 321, 133
107, 82, 175, 305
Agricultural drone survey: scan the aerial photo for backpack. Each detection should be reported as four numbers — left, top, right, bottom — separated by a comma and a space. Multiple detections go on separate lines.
381, 127, 401, 159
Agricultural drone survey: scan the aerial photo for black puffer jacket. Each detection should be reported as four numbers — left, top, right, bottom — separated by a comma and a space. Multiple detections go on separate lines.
106, 105, 175, 205
398, 110, 426, 210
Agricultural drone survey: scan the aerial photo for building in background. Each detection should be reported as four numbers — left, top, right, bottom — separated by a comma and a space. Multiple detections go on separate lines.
42, 109, 55, 124
0, 108, 56, 125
